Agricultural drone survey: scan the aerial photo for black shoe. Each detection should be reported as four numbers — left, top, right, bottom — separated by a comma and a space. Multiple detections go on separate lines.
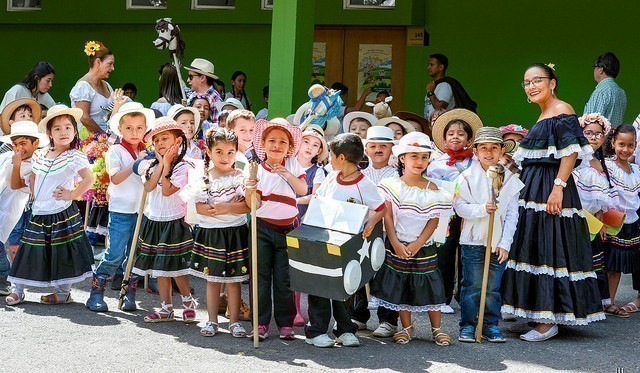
0, 276, 11, 296
110, 274, 124, 291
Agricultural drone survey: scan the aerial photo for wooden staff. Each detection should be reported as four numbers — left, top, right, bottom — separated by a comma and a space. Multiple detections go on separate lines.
476, 165, 504, 343
172, 54, 187, 102
118, 190, 148, 310
248, 161, 259, 348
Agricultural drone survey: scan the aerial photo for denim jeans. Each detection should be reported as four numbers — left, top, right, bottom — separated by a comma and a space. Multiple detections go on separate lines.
95, 212, 137, 278
459, 244, 506, 329
7, 208, 31, 246
0, 241, 9, 277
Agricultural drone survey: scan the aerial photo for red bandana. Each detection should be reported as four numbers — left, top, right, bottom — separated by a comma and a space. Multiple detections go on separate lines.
120, 140, 146, 160
445, 148, 474, 166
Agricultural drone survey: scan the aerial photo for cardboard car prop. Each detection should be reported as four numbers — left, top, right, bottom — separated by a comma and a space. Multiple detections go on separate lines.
286, 195, 385, 301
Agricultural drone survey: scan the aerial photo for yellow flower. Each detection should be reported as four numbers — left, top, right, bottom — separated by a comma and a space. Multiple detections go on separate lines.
203, 267, 209, 275
84, 41, 101, 56
241, 266, 247, 274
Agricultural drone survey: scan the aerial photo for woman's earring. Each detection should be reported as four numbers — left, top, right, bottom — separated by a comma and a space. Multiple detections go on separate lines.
527, 97, 532, 104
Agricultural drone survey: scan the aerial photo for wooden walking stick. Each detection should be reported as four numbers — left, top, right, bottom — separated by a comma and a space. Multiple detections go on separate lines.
476, 164, 505, 343
118, 189, 148, 310
248, 161, 260, 348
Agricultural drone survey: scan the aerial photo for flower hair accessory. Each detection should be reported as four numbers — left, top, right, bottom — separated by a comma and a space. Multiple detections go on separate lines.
84, 40, 104, 56
578, 112, 612, 135
546, 63, 556, 71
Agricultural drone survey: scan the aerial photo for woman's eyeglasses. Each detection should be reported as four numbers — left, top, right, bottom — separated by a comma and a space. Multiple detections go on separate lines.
521, 76, 550, 88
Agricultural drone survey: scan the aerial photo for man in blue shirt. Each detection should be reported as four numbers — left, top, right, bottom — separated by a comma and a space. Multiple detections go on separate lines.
584, 52, 627, 126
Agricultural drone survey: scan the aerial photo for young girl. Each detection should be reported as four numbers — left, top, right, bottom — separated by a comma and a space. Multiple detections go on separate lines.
5, 105, 95, 305
245, 118, 307, 340
168, 104, 202, 159
225, 71, 251, 111
375, 117, 415, 141
188, 94, 215, 136
426, 109, 482, 313
371, 132, 452, 346
572, 113, 619, 315
342, 111, 377, 139
181, 128, 250, 337
132, 117, 196, 323
604, 124, 640, 316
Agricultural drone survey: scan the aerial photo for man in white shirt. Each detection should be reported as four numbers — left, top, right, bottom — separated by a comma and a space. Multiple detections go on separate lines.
424, 54, 456, 120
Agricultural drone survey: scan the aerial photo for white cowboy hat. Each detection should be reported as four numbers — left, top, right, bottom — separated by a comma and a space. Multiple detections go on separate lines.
364, 125, 395, 145
167, 104, 201, 139
342, 111, 377, 135
38, 104, 83, 133
214, 97, 244, 113
392, 132, 436, 158
375, 116, 415, 136
0, 120, 49, 148
108, 102, 156, 138
184, 58, 218, 79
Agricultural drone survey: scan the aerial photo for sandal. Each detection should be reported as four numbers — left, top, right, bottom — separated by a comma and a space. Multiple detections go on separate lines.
393, 325, 413, 345
229, 322, 247, 338
5, 292, 25, 306
181, 294, 198, 324
200, 321, 219, 337
604, 304, 630, 318
432, 327, 452, 346
144, 302, 175, 323
40, 293, 73, 305
621, 302, 640, 314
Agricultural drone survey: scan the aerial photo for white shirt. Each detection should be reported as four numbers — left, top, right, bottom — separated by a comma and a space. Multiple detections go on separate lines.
316, 171, 385, 212
424, 82, 455, 119
106, 144, 144, 214
362, 165, 398, 185
186, 142, 203, 160
30, 149, 90, 215
426, 153, 473, 182
573, 165, 615, 215
256, 108, 268, 121
69, 80, 113, 132
606, 159, 640, 224
378, 176, 452, 243
0, 153, 31, 242
139, 159, 194, 221
303, 164, 327, 188
180, 168, 247, 228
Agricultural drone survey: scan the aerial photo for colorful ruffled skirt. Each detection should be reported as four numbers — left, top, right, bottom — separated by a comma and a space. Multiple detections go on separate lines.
189, 224, 250, 283
132, 217, 193, 278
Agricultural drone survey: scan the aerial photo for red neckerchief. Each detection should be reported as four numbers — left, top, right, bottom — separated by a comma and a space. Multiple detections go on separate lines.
120, 140, 145, 160
445, 148, 474, 166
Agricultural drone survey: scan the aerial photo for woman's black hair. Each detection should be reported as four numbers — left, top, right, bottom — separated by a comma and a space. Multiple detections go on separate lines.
526, 63, 558, 90
20, 61, 55, 92
230, 70, 250, 110
387, 123, 407, 137
145, 129, 188, 181
46, 114, 81, 150
202, 128, 238, 187
604, 123, 636, 158
443, 119, 473, 141
157, 63, 182, 105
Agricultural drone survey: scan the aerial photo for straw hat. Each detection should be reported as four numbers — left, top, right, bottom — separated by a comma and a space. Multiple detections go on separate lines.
108, 102, 156, 138
214, 97, 244, 113
0, 120, 49, 148
395, 111, 431, 137
38, 104, 83, 133
252, 118, 302, 160
364, 126, 395, 145
472, 126, 516, 154
184, 58, 218, 79
167, 104, 201, 138
431, 109, 483, 152
301, 125, 329, 163
144, 116, 187, 142
374, 116, 415, 136
392, 132, 436, 158
1, 98, 42, 135
342, 111, 377, 135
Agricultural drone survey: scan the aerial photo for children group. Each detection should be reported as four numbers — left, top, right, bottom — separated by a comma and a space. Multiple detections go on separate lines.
1, 62, 640, 348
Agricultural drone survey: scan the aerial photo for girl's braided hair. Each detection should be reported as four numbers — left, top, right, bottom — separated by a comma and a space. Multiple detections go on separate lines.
145, 129, 188, 181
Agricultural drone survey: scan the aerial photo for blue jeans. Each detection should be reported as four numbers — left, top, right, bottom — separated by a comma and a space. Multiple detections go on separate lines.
7, 208, 31, 246
459, 244, 506, 329
0, 241, 9, 277
95, 212, 137, 278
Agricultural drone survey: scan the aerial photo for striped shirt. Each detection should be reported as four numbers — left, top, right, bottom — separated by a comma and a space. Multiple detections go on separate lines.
253, 157, 305, 226
362, 165, 398, 185
584, 77, 627, 126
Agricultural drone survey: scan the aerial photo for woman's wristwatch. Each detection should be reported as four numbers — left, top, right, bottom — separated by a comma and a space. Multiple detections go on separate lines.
553, 178, 567, 188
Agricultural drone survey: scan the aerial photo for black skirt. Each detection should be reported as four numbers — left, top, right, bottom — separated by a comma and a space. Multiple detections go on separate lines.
8, 205, 93, 287
132, 217, 193, 278
604, 220, 640, 273
86, 203, 109, 236
370, 239, 446, 312
190, 224, 250, 283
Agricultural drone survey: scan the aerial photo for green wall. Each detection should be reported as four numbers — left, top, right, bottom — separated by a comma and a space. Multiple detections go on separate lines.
423, 0, 640, 127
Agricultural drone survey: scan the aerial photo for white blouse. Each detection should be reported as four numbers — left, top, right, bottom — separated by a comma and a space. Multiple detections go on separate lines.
605, 159, 640, 224
572, 164, 615, 215
0, 153, 32, 242
426, 153, 473, 182
30, 149, 90, 215
69, 80, 113, 132
139, 159, 194, 221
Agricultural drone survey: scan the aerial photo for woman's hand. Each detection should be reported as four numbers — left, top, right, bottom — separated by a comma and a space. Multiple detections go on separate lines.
546, 186, 564, 215
112, 88, 127, 115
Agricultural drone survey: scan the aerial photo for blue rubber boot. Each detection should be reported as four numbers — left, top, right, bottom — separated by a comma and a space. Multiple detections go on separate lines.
86, 273, 109, 312
121, 275, 138, 312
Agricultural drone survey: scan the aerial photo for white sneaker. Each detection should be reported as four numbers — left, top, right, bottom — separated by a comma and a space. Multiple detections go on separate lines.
373, 322, 396, 338
336, 332, 360, 347
351, 319, 367, 331
441, 305, 455, 314
305, 334, 335, 348
520, 325, 558, 342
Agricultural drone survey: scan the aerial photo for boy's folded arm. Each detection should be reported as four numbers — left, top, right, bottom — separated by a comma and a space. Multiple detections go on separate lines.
453, 196, 489, 219
497, 194, 520, 251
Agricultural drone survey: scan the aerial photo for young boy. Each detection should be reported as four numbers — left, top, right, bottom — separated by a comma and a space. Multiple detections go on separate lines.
0, 120, 48, 295
305, 133, 386, 348
227, 109, 258, 170
1, 98, 41, 154
256, 85, 269, 121
452, 127, 523, 343
362, 126, 398, 184
86, 102, 155, 312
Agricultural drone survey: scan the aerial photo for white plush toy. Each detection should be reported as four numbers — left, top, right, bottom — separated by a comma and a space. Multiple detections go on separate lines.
366, 96, 393, 120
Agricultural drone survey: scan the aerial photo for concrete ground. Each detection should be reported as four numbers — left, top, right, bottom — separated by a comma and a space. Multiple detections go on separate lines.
1, 273, 639, 373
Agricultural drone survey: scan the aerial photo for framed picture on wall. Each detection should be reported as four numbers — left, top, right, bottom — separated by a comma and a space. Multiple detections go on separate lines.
343, 0, 395, 9
7, 0, 41, 11
192, 0, 235, 9
261, 0, 273, 10
126, 0, 167, 9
